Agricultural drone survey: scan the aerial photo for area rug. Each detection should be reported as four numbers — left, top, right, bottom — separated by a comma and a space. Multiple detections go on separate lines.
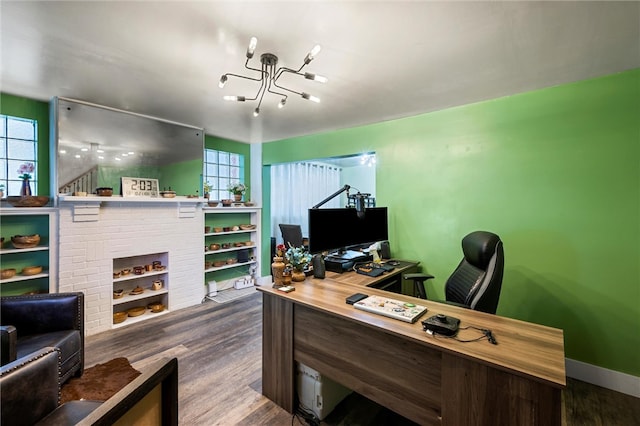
207, 286, 257, 304
61, 357, 141, 403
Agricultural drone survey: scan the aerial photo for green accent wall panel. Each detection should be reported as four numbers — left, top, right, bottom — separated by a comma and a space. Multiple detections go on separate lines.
262, 69, 640, 376
0, 93, 50, 195
205, 134, 252, 200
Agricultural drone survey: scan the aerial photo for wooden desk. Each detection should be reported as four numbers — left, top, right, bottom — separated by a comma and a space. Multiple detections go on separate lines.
258, 266, 566, 426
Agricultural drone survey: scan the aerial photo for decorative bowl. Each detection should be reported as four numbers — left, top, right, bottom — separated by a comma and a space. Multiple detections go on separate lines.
160, 191, 176, 198
239, 224, 256, 230
213, 227, 223, 233
244, 202, 256, 207
209, 243, 220, 251
127, 306, 146, 317
213, 260, 225, 267
6, 196, 50, 208
129, 286, 144, 295
223, 227, 231, 232
208, 201, 219, 207
113, 271, 121, 279
244, 241, 254, 246
205, 261, 213, 269
221, 199, 232, 207
226, 258, 238, 265
120, 268, 131, 276
113, 289, 124, 299
234, 242, 245, 247
113, 312, 128, 324
205, 226, 211, 233
11, 234, 40, 249
73, 191, 87, 197
153, 265, 166, 271
148, 303, 165, 313
1, 269, 16, 280
95, 187, 113, 197
21, 265, 43, 276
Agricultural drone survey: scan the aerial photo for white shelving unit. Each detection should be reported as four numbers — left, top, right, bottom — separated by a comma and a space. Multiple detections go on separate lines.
203, 206, 261, 288
0, 207, 57, 295
112, 252, 169, 328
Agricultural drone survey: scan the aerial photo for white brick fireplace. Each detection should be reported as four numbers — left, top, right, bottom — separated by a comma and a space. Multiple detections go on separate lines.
57, 198, 204, 335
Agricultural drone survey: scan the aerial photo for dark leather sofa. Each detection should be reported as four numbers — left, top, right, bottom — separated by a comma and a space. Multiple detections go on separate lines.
0, 292, 84, 383
0, 347, 179, 426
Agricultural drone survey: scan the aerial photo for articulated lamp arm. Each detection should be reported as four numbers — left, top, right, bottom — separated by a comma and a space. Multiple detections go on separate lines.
312, 185, 351, 209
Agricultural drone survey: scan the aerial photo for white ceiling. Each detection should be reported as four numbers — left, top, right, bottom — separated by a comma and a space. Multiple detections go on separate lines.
1, 1, 638, 144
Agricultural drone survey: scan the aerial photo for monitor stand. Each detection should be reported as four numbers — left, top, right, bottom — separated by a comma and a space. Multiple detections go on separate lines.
325, 250, 371, 273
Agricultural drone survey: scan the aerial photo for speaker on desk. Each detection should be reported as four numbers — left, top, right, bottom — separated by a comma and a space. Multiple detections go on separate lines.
380, 241, 391, 259
312, 254, 325, 279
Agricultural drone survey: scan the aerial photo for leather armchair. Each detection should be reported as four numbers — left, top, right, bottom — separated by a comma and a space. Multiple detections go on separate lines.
0, 347, 100, 426
405, 231, 504, 314
0, 346, 179, 426
0, 292, 84, 383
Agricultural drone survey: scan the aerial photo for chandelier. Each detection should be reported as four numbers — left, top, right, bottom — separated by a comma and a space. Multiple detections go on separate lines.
218, 37, 327, 117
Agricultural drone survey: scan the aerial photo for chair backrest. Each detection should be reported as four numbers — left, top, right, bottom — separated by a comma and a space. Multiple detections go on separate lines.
279, 224, 304, 248
445, 231, 504, 314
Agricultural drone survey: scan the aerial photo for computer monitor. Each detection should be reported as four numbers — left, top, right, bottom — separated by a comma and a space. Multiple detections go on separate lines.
308, 207, 388, 259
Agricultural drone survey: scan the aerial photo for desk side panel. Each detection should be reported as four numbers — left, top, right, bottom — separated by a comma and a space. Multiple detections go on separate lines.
441, 354, 561, 426
294, 305, 442, 426
262, 293, 295, 413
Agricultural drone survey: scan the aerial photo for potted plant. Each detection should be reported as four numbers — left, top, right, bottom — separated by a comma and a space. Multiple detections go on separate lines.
227, 182, 247, 202
285, 246, 312, 282
203, 181, 212, 200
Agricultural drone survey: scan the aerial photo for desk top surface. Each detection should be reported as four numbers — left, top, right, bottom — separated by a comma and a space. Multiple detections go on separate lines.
258, 260, 566, 388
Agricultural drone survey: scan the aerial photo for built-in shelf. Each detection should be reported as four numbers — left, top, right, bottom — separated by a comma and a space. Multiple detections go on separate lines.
0, 208, 57, 295
204, 260, 257, 273
112, 309, 170, 328
112, 252, 169, 328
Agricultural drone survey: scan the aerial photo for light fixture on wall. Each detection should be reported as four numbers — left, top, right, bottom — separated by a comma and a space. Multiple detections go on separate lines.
218, 37, 327, 117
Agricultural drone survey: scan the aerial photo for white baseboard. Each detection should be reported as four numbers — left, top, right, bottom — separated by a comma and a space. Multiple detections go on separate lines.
566, 358, 640, 398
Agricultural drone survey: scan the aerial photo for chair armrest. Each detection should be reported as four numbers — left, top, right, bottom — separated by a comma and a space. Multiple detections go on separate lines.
0, 325, 17, 365
0, 347, 61, 425
0, 293, 84, 336
403, 273, 435, 283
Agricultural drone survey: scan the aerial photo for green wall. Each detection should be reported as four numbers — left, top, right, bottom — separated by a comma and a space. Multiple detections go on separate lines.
0, 93, 50, 195
263, 69, 640, 377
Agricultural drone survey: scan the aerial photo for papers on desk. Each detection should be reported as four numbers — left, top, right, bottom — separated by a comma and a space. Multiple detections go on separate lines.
354, 295, 428, 323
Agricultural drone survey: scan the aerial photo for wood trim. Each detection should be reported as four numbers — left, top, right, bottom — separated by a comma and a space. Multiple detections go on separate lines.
261, 293, 295, 412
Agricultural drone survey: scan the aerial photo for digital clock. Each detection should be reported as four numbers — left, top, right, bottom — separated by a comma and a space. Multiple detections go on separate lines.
121, 177, 160, 198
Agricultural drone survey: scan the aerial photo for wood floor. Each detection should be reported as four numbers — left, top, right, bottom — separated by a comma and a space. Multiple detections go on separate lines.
85, 291, 640, 425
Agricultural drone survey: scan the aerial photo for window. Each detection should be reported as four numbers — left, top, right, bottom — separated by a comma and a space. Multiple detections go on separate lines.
0, 115, 38, 196
203, 149, 244, 200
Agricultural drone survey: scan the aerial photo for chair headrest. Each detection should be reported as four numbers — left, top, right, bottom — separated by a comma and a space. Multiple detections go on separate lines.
461, 231, 502, 269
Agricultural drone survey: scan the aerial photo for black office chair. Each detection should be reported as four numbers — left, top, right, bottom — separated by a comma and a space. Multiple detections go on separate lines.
279, 224, 304, 248
405, 231, 504, 314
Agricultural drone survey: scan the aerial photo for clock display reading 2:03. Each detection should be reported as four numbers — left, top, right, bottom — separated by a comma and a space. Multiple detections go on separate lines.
121, 177, 160, 198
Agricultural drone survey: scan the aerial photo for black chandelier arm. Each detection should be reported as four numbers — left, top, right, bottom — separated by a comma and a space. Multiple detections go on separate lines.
274, 65, 308, 81
272, 80, 303, 97
224, 72, 263, 83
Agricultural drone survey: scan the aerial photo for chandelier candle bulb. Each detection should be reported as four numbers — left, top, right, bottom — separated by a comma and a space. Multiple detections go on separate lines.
247, 37, 258, 58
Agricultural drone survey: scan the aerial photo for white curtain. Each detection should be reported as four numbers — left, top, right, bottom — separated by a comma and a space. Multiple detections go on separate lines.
271, 162, 342, 243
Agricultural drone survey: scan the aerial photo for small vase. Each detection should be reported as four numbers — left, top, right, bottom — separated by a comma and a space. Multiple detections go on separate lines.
282, 272, 292, 286
292, 269, 306, 282
272, 256, 285, 287
233, 193, 242, 202
20, 178, 32, 197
